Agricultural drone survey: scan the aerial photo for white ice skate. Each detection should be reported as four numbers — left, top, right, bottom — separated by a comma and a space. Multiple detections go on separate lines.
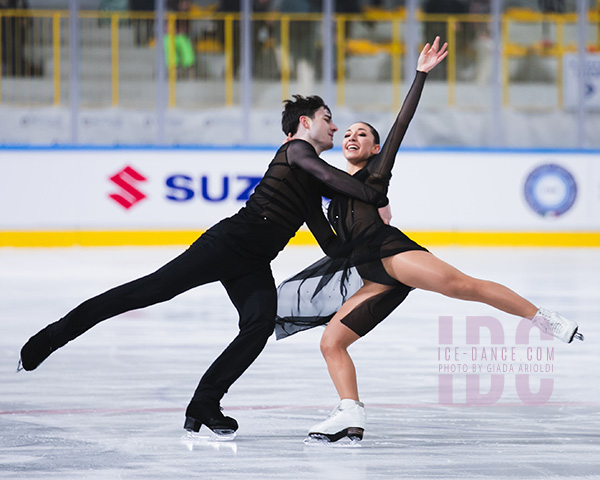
305, 399, 366, 444
533, 308, 584, 343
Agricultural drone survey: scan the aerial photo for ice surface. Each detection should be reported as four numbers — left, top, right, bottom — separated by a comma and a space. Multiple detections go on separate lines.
1, 246, 600, 479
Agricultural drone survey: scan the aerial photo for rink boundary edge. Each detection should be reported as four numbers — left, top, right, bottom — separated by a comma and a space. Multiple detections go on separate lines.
2, 230, 600, 247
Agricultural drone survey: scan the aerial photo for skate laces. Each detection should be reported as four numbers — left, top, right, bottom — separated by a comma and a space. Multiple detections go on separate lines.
534, 309, 557, 334
326, 400, 364, 420
326, 404, 344, 420
549, 317, 567, 336
534, 308, 581, 343
545, 312, 572, 336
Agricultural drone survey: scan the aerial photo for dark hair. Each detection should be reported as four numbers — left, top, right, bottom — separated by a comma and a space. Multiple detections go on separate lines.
358, 121, 380, 145
281, 95, 331, 136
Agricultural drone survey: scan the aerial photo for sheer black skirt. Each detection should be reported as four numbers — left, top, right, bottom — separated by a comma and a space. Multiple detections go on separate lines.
275, 226, 427, 339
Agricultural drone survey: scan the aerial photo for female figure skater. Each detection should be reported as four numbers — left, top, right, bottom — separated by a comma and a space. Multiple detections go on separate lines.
275, 37, 583, 443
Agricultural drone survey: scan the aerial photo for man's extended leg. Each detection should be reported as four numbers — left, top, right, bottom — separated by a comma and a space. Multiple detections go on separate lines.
20, 227, 230, 371
184, 264, 277, 433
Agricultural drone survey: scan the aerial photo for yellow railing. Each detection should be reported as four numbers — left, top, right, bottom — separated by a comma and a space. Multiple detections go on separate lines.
0, 8, 598, 110
0, 9, 65, 105
501, 8, 600, 109
335, 12, 406, 109
417, 12, 493, 107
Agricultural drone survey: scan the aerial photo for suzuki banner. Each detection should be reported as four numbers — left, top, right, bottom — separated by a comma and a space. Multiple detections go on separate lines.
0, 148, 599, 243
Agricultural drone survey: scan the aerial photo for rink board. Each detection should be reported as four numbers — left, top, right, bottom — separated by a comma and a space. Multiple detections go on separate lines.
1, 147, 599, 247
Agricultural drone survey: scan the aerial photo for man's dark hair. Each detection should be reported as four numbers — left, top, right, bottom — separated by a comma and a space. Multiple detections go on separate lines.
359, 121, 380, 145
281, 95, 331, 136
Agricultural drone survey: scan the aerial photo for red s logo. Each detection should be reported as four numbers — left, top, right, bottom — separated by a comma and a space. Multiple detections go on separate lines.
108, 166, 147, 210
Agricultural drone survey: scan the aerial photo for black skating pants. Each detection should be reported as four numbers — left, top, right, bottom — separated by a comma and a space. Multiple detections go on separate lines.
47, 223, 277, 404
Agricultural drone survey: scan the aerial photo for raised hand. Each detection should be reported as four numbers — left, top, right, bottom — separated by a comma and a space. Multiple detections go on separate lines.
417, 36, 448, 73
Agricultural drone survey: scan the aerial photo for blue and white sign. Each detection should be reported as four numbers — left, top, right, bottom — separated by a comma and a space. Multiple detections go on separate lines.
563, 54, 600, 110
524, 163, 577, 218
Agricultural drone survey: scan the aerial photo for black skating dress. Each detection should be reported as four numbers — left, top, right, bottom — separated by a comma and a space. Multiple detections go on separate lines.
276, 71, 430, 339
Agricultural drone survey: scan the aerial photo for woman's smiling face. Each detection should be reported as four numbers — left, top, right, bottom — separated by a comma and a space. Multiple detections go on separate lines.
342, 122, 381, 167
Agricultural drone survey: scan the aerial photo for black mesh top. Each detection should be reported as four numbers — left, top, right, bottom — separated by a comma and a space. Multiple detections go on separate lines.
274, 71, 429, 339
241, 139, 388, 256
328, 71, 428, 255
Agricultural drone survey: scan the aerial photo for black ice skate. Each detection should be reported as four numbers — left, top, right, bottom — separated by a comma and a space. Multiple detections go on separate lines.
18, 323, 62, 372
184, 401, 238, 440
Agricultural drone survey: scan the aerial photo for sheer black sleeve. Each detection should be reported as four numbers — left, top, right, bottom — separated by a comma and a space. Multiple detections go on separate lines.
287, 140, 388, 207
367, 71, 428, 183
304, 204, 351, 258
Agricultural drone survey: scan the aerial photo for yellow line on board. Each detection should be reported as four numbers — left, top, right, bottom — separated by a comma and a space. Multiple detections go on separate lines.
0, 231, 205, 247
2, 231, 600, 248
406, 231, 600, 248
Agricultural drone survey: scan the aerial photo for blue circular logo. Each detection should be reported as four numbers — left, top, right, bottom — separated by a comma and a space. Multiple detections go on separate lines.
524, 164, 577, 218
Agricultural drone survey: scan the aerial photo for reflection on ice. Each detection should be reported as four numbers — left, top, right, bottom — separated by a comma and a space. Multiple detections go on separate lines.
181, 432, 238, 453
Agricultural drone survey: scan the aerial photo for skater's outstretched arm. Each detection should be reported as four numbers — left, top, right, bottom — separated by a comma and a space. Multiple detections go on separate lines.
367, 37, 448, 187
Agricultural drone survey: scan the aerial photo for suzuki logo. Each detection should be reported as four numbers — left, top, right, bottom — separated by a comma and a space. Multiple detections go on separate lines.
108, 166, 147, 210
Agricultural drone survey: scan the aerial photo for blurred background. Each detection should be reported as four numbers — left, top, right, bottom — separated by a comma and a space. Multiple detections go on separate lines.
1, 0, 599, 148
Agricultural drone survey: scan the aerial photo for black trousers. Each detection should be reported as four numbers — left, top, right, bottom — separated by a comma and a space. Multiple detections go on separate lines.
49, 222, 278, 404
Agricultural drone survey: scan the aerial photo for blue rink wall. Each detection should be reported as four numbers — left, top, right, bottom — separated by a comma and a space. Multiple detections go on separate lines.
1, 146, 599, 247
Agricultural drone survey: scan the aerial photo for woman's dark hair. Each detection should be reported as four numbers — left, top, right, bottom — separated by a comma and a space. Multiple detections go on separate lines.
281, 95, 331, 136
358, 121, 380, 145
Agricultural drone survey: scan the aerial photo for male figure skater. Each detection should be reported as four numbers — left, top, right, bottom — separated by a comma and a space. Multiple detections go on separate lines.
19, 95, 390, 437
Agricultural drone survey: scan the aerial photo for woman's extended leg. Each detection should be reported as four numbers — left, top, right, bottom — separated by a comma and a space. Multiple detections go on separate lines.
382, 250, 538, 318
381, 250, 582, 343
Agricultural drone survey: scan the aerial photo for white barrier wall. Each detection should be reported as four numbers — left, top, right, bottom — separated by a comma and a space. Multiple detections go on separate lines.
1, 148, 599, 244
390, 150, 599, 231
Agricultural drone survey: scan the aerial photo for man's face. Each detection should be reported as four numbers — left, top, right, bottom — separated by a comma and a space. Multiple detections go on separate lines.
303, 107, 338, 152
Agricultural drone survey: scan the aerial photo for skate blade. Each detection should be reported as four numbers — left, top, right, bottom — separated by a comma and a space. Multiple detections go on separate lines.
16, 359, 24, 373
574, 331, 584, 342
304, 435, 361, 447
183, 416, 237, 441
304, 428, 363, 447
210, 430, 237, 441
